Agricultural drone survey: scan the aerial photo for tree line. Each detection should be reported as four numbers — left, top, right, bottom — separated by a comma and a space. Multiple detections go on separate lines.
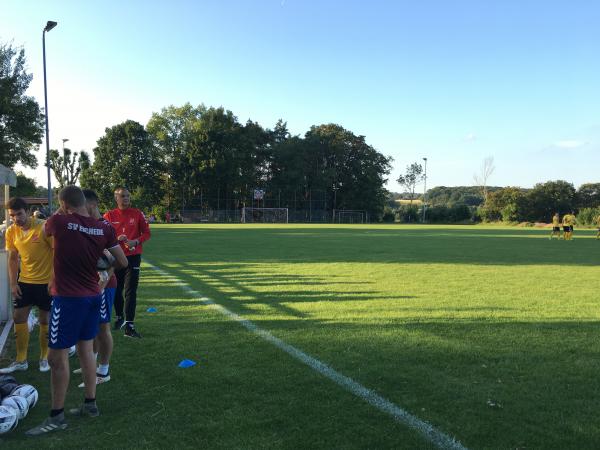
1, 42, 392, 220
387, 181, 600, 225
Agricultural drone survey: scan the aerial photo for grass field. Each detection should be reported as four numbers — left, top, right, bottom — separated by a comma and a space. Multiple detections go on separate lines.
1, 224, 599, 449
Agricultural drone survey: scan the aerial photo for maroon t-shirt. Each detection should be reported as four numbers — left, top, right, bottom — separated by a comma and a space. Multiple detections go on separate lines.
98, 218, 118, 290
46, 212, 118, 297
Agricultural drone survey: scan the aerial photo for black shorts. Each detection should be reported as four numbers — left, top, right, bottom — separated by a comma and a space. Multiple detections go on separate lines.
14, 282, 52, 311
563, 226, 571, 232
553, 227, 560, 232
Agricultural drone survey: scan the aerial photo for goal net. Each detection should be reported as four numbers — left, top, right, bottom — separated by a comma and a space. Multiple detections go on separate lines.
241, 207, 289, 223
334, 210, 366, 224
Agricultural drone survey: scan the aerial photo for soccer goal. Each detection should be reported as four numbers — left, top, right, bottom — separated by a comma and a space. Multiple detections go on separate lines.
241, 207, 289, 223
334, 210, 366, 224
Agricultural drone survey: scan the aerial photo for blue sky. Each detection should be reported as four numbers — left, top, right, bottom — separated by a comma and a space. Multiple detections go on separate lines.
3, 0, 600, 192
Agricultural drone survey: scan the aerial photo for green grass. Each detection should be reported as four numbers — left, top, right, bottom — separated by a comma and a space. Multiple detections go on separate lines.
2, 224, 599, 449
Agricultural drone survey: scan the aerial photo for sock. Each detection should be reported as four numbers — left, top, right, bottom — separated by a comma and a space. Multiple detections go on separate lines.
39, 324, 49, 360
84, 397, 96, 404
14, 322, 30, 362
50, 408, 64, 417
97, 364, 109, 376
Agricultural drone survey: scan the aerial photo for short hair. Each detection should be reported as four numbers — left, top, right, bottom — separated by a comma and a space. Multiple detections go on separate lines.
6, 197, 28, 211
59, 185, 86, 208
114, 187, 129, 194
82, 189, 99, 203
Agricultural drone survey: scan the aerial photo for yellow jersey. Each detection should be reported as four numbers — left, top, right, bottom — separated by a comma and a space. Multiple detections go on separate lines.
552, 215, 560, 226
5, 217, 53, 284
562, 214, 572, 226
596, 215, 600, 227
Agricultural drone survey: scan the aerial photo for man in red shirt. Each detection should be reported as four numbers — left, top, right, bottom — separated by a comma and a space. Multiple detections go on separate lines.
26, 186, 127, 436
104, 187, 151, 338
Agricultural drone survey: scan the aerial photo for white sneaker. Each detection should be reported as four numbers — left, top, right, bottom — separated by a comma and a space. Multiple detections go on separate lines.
0, 360, 28, 374
39, 359, 50, 372
78, 373, 110, 388
73, 367, 82, 374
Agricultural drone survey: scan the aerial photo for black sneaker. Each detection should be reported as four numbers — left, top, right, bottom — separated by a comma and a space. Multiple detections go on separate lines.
113, 316, 125, 330
124, 324, 142, 339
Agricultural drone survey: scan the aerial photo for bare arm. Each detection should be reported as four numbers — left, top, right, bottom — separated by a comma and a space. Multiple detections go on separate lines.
7, 250, 22, 299
107, 245, 128, 270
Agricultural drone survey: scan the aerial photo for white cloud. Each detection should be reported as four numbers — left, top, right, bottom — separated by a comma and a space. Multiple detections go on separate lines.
554, 140, 589, 149
464, 133, 476, 142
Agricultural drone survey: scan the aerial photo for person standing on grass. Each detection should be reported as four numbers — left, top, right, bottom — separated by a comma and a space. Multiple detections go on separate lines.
68, 189, 117, 387
104, 187, 151, 338
0, 197, 53, 374
562, 212, 572, 240
26, 186, 127, 436
549, 212, 561, 240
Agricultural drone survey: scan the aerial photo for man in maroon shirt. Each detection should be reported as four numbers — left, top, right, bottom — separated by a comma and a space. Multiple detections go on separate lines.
104, 187, 151, 338
26, 186, 127, 436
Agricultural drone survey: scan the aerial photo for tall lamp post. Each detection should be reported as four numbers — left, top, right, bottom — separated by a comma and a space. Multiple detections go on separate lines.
422, 157, 428, 223
43, 20, 58, 212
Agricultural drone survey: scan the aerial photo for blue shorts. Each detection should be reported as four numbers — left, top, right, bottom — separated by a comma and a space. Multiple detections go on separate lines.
100, 288, 115, 324
49, 295, 102, 349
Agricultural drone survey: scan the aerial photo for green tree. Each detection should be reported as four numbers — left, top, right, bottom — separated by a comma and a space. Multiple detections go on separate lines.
576, 183, 600, 208
527, 180, 576, 221
49, 147, 90, 188
10, 172, 37, 197
80, 120, 164, 211
146, 103, 206, 210
0, 42, 45, 169
397, 163, 424, 207
481, 187, 529, 222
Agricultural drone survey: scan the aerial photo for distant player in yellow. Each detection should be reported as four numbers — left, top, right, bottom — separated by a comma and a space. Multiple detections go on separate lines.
0, 197, 53, 373
550, 212, 561, 240
562, 211, 576, 240
595, 214, 600, 240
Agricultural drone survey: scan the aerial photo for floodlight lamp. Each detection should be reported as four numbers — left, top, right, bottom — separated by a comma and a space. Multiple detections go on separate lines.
45, 21, 58, 32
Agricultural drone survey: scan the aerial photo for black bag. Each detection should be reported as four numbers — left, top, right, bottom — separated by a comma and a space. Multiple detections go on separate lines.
0, 375, 19, 399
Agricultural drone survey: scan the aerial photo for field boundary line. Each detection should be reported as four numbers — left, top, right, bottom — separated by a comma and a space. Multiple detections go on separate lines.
145, 261, 467, 450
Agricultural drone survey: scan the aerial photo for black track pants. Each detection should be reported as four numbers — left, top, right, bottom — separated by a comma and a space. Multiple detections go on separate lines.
114, 254, 142, 322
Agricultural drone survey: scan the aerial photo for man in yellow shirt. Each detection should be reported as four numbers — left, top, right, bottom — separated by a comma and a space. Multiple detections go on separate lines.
0, 197, 53, 373
562, 211, 576, 240
549, 212, 561, 240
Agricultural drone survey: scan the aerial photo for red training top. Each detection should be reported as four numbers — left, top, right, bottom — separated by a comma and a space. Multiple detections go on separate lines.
46, 213, 118, 297
103, 207, 151, 257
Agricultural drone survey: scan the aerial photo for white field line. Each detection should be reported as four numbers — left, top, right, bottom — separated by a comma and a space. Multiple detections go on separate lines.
145, 262, 467, 450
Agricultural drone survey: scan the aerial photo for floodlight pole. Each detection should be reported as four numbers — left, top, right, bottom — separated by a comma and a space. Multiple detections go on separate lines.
422, 157, 428, 223
43, 20, 58, 212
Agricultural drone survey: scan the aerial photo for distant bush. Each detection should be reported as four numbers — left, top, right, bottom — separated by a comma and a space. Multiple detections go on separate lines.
396, 205, 419, 223
424, 204, 472, 223
577, 207, 600, 226
381, 206, 396, 223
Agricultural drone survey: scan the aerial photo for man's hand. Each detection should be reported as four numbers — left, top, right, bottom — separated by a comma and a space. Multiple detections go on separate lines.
11, 284, 22, 300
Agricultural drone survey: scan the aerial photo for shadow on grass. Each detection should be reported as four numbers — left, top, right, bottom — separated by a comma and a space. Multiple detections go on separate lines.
136, 265, 600, 449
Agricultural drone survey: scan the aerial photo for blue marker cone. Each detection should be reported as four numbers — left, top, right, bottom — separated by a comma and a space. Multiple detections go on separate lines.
178, 359, 196, 368
147, 307, 157, 313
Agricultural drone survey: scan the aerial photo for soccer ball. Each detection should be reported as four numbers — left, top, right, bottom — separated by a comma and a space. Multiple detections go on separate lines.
0, 405, 18, 434
1, 395, 28, 419
10, 385, 38, 408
